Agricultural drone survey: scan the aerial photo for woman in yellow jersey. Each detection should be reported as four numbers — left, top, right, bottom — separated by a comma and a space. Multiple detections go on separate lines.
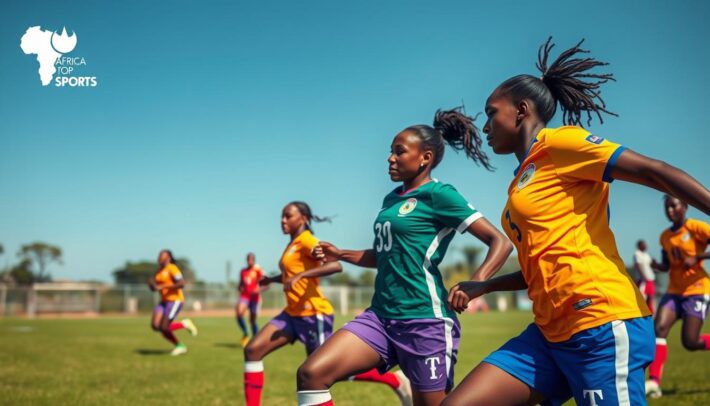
242, 201, 412, 406
442, 38, 710, 406
645, 195, 710, 398
148, 249, 197, 356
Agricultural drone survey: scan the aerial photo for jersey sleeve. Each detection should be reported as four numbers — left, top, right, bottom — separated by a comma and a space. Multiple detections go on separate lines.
688, 219, 710, 243
545, 127, 626, 183
300, 232, 320, 257
432, 183, 483, 233
169, 264, 183, 281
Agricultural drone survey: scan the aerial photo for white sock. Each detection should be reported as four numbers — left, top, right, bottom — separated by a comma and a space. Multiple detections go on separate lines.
297, 389, 331, 405
245, 360, 264, 373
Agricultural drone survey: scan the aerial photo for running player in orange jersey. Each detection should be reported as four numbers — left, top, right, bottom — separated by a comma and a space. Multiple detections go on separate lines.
148, 249, 197, 356
236, 252, 263, 347
242, 202, 412, 406
645, 196, 710, 398
441, 38, 710, 406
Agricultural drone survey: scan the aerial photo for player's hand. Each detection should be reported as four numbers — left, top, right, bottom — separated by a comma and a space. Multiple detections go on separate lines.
313, 241, 341, 262
448, 281, 488, 313
284, 275, 302, 292
683, 256, 699, 269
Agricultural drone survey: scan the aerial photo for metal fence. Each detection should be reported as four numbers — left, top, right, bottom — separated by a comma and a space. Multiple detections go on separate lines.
0, 282, 535, 318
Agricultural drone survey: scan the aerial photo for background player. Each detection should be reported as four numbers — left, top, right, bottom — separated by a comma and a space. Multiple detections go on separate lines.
634, 240, 657, 312
297, 109, 512, 406
242, 201, 411, 406
236, 252, 263, 347
148, 249, 197, 356
645, 196, 710, 398
441, 38, 710, 405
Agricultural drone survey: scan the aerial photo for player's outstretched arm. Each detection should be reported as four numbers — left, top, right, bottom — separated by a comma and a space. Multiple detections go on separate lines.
283, 262, 343, 291
313, 241, 377, 268
448, 271, 527, 313
611, 149, 710, 215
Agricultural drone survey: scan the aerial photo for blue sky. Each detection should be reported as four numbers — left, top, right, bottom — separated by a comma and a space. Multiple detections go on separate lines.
1, 0, 709, 283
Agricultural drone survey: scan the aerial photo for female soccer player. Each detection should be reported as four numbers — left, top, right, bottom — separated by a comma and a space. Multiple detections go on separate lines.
441, 38, 710, 406
645, 195, 710, 398
149, 249, 197, 356
242, 202, 411, 406
296, 109, 513, 406
236, 252, 263, 347
634, 240, 656, 313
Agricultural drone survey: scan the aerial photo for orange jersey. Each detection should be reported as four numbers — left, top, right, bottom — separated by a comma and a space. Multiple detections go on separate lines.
660, 219, 710, 296
501, 126, 649, 342
240, 265, 263, 295
279, 230, 334, 317
155, 263, 185, 302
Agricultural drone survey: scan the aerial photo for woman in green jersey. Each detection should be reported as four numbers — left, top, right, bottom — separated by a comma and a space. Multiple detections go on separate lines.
295, 108, 513, 406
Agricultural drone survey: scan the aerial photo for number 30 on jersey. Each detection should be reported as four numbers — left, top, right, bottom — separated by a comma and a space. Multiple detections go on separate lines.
375, 221, 392, 252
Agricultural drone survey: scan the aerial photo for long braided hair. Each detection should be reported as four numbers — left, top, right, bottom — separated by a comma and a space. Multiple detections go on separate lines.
499, 37, 618, 127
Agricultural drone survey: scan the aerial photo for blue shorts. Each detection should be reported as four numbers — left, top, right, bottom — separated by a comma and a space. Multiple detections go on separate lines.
483, 317, 654, 406
268, 311, 334, 352
154, 301, 182, 321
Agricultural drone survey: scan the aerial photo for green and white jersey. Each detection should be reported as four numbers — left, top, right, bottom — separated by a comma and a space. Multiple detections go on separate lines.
371, 180, 482, 319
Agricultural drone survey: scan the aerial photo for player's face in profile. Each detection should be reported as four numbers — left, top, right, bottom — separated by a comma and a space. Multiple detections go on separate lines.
246, 254, 255, 268
158, 251, 169, 266
388, 131, 425, 182
483, 90, 520, 155
664, 197, 687, 224
281, 204, 305, 235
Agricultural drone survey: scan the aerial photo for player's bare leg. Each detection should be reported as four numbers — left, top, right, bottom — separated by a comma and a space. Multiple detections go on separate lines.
442, 362, 546, 406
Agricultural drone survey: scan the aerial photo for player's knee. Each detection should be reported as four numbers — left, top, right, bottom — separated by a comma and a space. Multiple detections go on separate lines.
243, 341, 261, 361
681, 335, 701, 351
296, 361, 328, 389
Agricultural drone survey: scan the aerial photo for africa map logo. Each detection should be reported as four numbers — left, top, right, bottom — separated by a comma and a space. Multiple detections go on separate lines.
20, 26, 98, 87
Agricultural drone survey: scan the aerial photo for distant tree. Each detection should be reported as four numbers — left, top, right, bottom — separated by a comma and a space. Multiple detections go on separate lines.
0, 243, 4, 256
6, 259, 35, 285
18, 242, 61, 281
113, 258, 197, 285
358, 269, 376, 286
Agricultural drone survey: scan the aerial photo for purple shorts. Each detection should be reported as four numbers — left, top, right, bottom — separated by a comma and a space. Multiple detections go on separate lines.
659, 294, 709, 321
239, 293, 261, 314
268, 311, 334, 352
341, 308, 460, 392
154, 301, 182, 321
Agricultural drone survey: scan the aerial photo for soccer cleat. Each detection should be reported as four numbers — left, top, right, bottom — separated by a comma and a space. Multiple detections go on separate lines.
171, 344, 188, 356
645, 379, 662, 399
182, 319, 198, 336
240, 335, 250, 347
393, 370, 413, 406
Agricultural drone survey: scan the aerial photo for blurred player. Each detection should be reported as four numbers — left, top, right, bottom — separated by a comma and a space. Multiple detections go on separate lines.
645, 196, 710, 398
242, 201, 412, 406
634, 240, 656, 312
441, 38, 710, 405
296, 109, 512, 406
148, 249, 197, 356
236, 252, 263, 347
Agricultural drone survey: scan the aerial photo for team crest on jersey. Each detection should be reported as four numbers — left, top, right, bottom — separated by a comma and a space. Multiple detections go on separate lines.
398, 198, 417, 216
517, 164, 536, 190
682, 232, 691, 242
585, 134, 604, 144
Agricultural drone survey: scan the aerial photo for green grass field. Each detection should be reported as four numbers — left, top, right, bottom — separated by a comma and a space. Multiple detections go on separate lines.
1, 311, 708, 405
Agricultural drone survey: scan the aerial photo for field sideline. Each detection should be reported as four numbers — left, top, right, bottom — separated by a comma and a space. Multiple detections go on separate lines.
1, 311, 708, 405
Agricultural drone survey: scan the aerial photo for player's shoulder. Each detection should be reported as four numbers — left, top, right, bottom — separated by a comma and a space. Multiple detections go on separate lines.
539, 126, 594, 148
686, 218, 710, 233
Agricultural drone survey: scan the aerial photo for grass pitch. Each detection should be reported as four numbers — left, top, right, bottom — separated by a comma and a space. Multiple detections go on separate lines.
1, 311, 708, 405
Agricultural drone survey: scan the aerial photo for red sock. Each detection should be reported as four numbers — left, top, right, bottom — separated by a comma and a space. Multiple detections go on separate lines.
170, 322, 184, 331
353, 368, 400, 390
702, 334, 710, 350
648, 338, 667, 384
245, 361, 264, 406
161, 330, 178, 345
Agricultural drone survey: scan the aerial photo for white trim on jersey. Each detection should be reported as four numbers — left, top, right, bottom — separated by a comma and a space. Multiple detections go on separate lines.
612, 320, 631, 406
422, 227, 454, 318
316, 314, 325, 345
168, 301, 182, 320
456, 212, 483, 233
